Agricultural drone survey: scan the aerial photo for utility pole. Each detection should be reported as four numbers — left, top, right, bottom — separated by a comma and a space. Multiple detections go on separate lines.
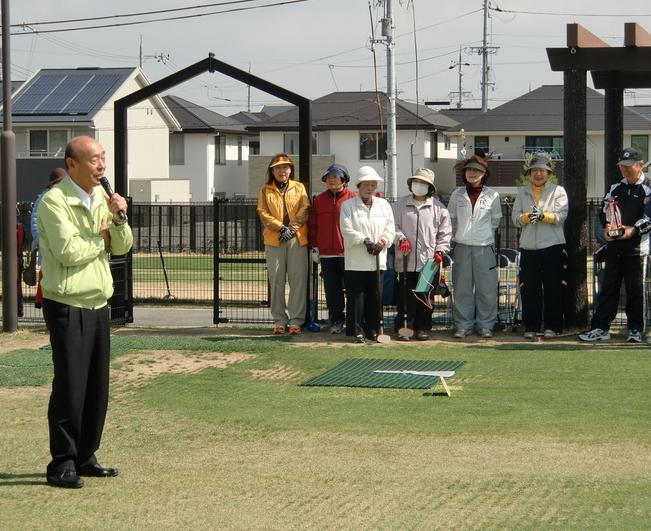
2, 0, 18, 331
469, 0, 499, 112
247, 62, 251, 112
449, 47, 471, 109
139, 35, 143, 68
382, 0, 397, 198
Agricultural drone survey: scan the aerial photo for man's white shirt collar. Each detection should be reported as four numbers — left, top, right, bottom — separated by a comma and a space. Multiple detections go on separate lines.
69, 178, 95, 211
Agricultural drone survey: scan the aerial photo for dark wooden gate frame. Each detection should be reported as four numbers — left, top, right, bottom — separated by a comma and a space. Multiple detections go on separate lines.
546, 23, 651, 328
113, 53, 312, 325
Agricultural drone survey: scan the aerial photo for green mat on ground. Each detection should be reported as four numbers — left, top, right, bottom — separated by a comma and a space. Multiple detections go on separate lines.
300, 358, 465, 389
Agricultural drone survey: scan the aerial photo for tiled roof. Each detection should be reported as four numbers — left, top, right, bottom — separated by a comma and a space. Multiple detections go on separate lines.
163, 95, 249, 134
247, 91, 456, 131
447, 85, 651, 132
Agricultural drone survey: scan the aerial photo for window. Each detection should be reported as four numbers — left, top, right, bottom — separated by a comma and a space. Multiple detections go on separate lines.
283, 132, 318, 155
444, 134, 451, 150
359, 132, 387, 160
631, 135, 649, 162
249, 140, 260, 155
474, 136, 489, 157
29, 130, 48, 157
214, 134, 226, 165
525, 136, 564, 158
237, 136, 243, 166
429, 132, 438, 162
29, 129, 69, 157
169, 134, 184, 165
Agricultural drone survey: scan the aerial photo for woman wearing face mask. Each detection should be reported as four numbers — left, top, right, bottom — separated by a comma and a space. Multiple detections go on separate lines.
447, 155, 502, 338
339, 166, 395, 343
392, 168, 452, 340
256, 154, 310, 335
512, 154, 568, 339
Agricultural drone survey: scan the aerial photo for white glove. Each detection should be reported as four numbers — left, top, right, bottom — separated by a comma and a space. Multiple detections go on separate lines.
311, 247, 320, 264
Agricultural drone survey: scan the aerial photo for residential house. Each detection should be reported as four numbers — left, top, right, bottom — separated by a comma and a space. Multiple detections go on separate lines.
1, 67, 183, 202
445, 85, 651, 198
246, 91, 458, 198
164, 95, 259, 201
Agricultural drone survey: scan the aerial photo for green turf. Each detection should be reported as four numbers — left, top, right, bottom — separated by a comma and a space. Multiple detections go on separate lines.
300, 358, 465, 389
2, 333, 649, 529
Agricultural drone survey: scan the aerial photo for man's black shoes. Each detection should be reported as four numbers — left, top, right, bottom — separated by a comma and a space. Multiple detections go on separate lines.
77, 463, 119, 477
46, 469, 84, 489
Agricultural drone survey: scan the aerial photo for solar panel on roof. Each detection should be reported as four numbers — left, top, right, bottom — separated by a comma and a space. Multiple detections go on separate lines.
65, 74, 122, 114
11, 71, 125, 116
12, 75, 65, 114
36, 75, 89, 114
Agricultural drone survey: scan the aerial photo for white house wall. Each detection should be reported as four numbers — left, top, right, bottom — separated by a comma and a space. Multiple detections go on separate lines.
216, 135, 249, 198
170, 134, 213, 201
93, 72, 171, 192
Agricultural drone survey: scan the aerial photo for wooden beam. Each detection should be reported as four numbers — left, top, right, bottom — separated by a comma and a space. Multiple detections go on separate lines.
625, 22, 651, 47
567, 23, 610, 48
547, 47, 651, 71
592, 71, 651, 89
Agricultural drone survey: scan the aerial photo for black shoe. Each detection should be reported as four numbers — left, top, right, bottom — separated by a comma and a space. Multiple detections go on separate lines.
47, 469, 84, 489
77, 463, 119, 477
414, 331, 430, 341
366, 331, 378, 341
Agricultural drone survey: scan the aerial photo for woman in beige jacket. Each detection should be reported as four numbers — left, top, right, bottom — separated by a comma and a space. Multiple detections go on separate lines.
256, 154, 310, 335
512, 153, 569, 339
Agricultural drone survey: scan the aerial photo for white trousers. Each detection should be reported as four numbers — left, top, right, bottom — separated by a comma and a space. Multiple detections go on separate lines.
265, 240, 308, 327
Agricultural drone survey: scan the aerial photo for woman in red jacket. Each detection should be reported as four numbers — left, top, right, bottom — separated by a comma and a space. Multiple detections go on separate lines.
308, 164, 356, 333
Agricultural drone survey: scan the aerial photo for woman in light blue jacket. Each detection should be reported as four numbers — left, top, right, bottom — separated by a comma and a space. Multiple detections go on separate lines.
448, 155, 502, 338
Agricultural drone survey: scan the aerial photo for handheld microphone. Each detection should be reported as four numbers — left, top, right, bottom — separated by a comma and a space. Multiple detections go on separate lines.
99, 177, 127, 222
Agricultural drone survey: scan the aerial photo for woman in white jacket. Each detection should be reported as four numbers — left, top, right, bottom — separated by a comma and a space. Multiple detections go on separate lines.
512, 154, 568, 339
448, 155, 502, 338
340, 166, 395, 343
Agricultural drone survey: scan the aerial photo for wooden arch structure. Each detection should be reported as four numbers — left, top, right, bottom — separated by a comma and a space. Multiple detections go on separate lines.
547, 23, 651, 327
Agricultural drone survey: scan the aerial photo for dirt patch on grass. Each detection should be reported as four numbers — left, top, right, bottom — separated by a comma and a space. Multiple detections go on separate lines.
112, 350, 254, 384
249, 363, 305, 382
0, 330, 49, 355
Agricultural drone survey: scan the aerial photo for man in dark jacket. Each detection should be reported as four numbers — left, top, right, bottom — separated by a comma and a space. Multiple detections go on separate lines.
308, 164, 356, 333
579, 147, 651, 343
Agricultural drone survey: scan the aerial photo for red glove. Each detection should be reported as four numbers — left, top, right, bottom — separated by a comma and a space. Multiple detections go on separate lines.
399, 239, 411, 255
434, 251, 444, 263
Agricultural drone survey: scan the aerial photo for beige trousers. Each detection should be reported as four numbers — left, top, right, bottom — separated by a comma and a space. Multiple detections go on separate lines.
265, 240, 308, 327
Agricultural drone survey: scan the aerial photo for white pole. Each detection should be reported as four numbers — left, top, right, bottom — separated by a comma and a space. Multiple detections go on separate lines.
481, 0, 489, 112
385, 0, 397, 198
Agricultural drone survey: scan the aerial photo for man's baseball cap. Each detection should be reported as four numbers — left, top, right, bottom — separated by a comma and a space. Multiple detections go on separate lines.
617, 147, 644, 166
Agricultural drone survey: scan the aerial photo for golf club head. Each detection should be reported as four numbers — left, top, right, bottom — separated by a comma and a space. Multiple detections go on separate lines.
306, 321, 321, 332
398, 327, 414, 339
376, 333, 391, 344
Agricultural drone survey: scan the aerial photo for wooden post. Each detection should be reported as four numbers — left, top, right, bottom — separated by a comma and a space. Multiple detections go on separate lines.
563, 69, 589, 329
604, 88, 624, 190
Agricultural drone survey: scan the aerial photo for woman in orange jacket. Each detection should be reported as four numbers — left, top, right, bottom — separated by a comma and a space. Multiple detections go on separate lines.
256, 154, 310, 335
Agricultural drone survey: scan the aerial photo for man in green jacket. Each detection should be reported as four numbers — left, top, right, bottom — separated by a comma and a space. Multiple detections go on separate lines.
38, 136, 133, 489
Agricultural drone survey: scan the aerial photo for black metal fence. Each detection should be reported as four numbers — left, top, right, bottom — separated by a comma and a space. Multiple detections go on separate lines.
3, 197, 645, 329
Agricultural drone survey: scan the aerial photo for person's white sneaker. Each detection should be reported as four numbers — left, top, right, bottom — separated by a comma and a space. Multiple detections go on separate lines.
479, 328, 493, 338
578, 328, 611, 342
453, 329, 472, 338
543, 329, 560, 339
627, 329, 642, 343
523, 331, 536, 340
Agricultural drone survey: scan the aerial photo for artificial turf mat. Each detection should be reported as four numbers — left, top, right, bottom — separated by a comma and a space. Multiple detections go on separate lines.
300, 358, 465, 389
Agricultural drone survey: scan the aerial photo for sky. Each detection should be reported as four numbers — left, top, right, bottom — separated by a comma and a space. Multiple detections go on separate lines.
7, 0, 651, 116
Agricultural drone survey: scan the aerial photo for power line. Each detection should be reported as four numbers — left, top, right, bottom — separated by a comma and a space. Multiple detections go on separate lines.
10, 0, 311, 36
491, 6, 651, 17
13, 0, 269, 27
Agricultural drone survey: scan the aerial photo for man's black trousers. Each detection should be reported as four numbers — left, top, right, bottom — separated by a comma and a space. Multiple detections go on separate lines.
43, 299, 111, 474
591, 252, 646, 333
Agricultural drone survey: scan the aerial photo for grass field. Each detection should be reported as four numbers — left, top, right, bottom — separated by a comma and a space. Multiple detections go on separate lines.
0, 328, 649, 530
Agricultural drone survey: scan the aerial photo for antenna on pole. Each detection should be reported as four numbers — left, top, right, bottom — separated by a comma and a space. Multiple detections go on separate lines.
448, 46, 472, 109
469, 0, 499, 111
